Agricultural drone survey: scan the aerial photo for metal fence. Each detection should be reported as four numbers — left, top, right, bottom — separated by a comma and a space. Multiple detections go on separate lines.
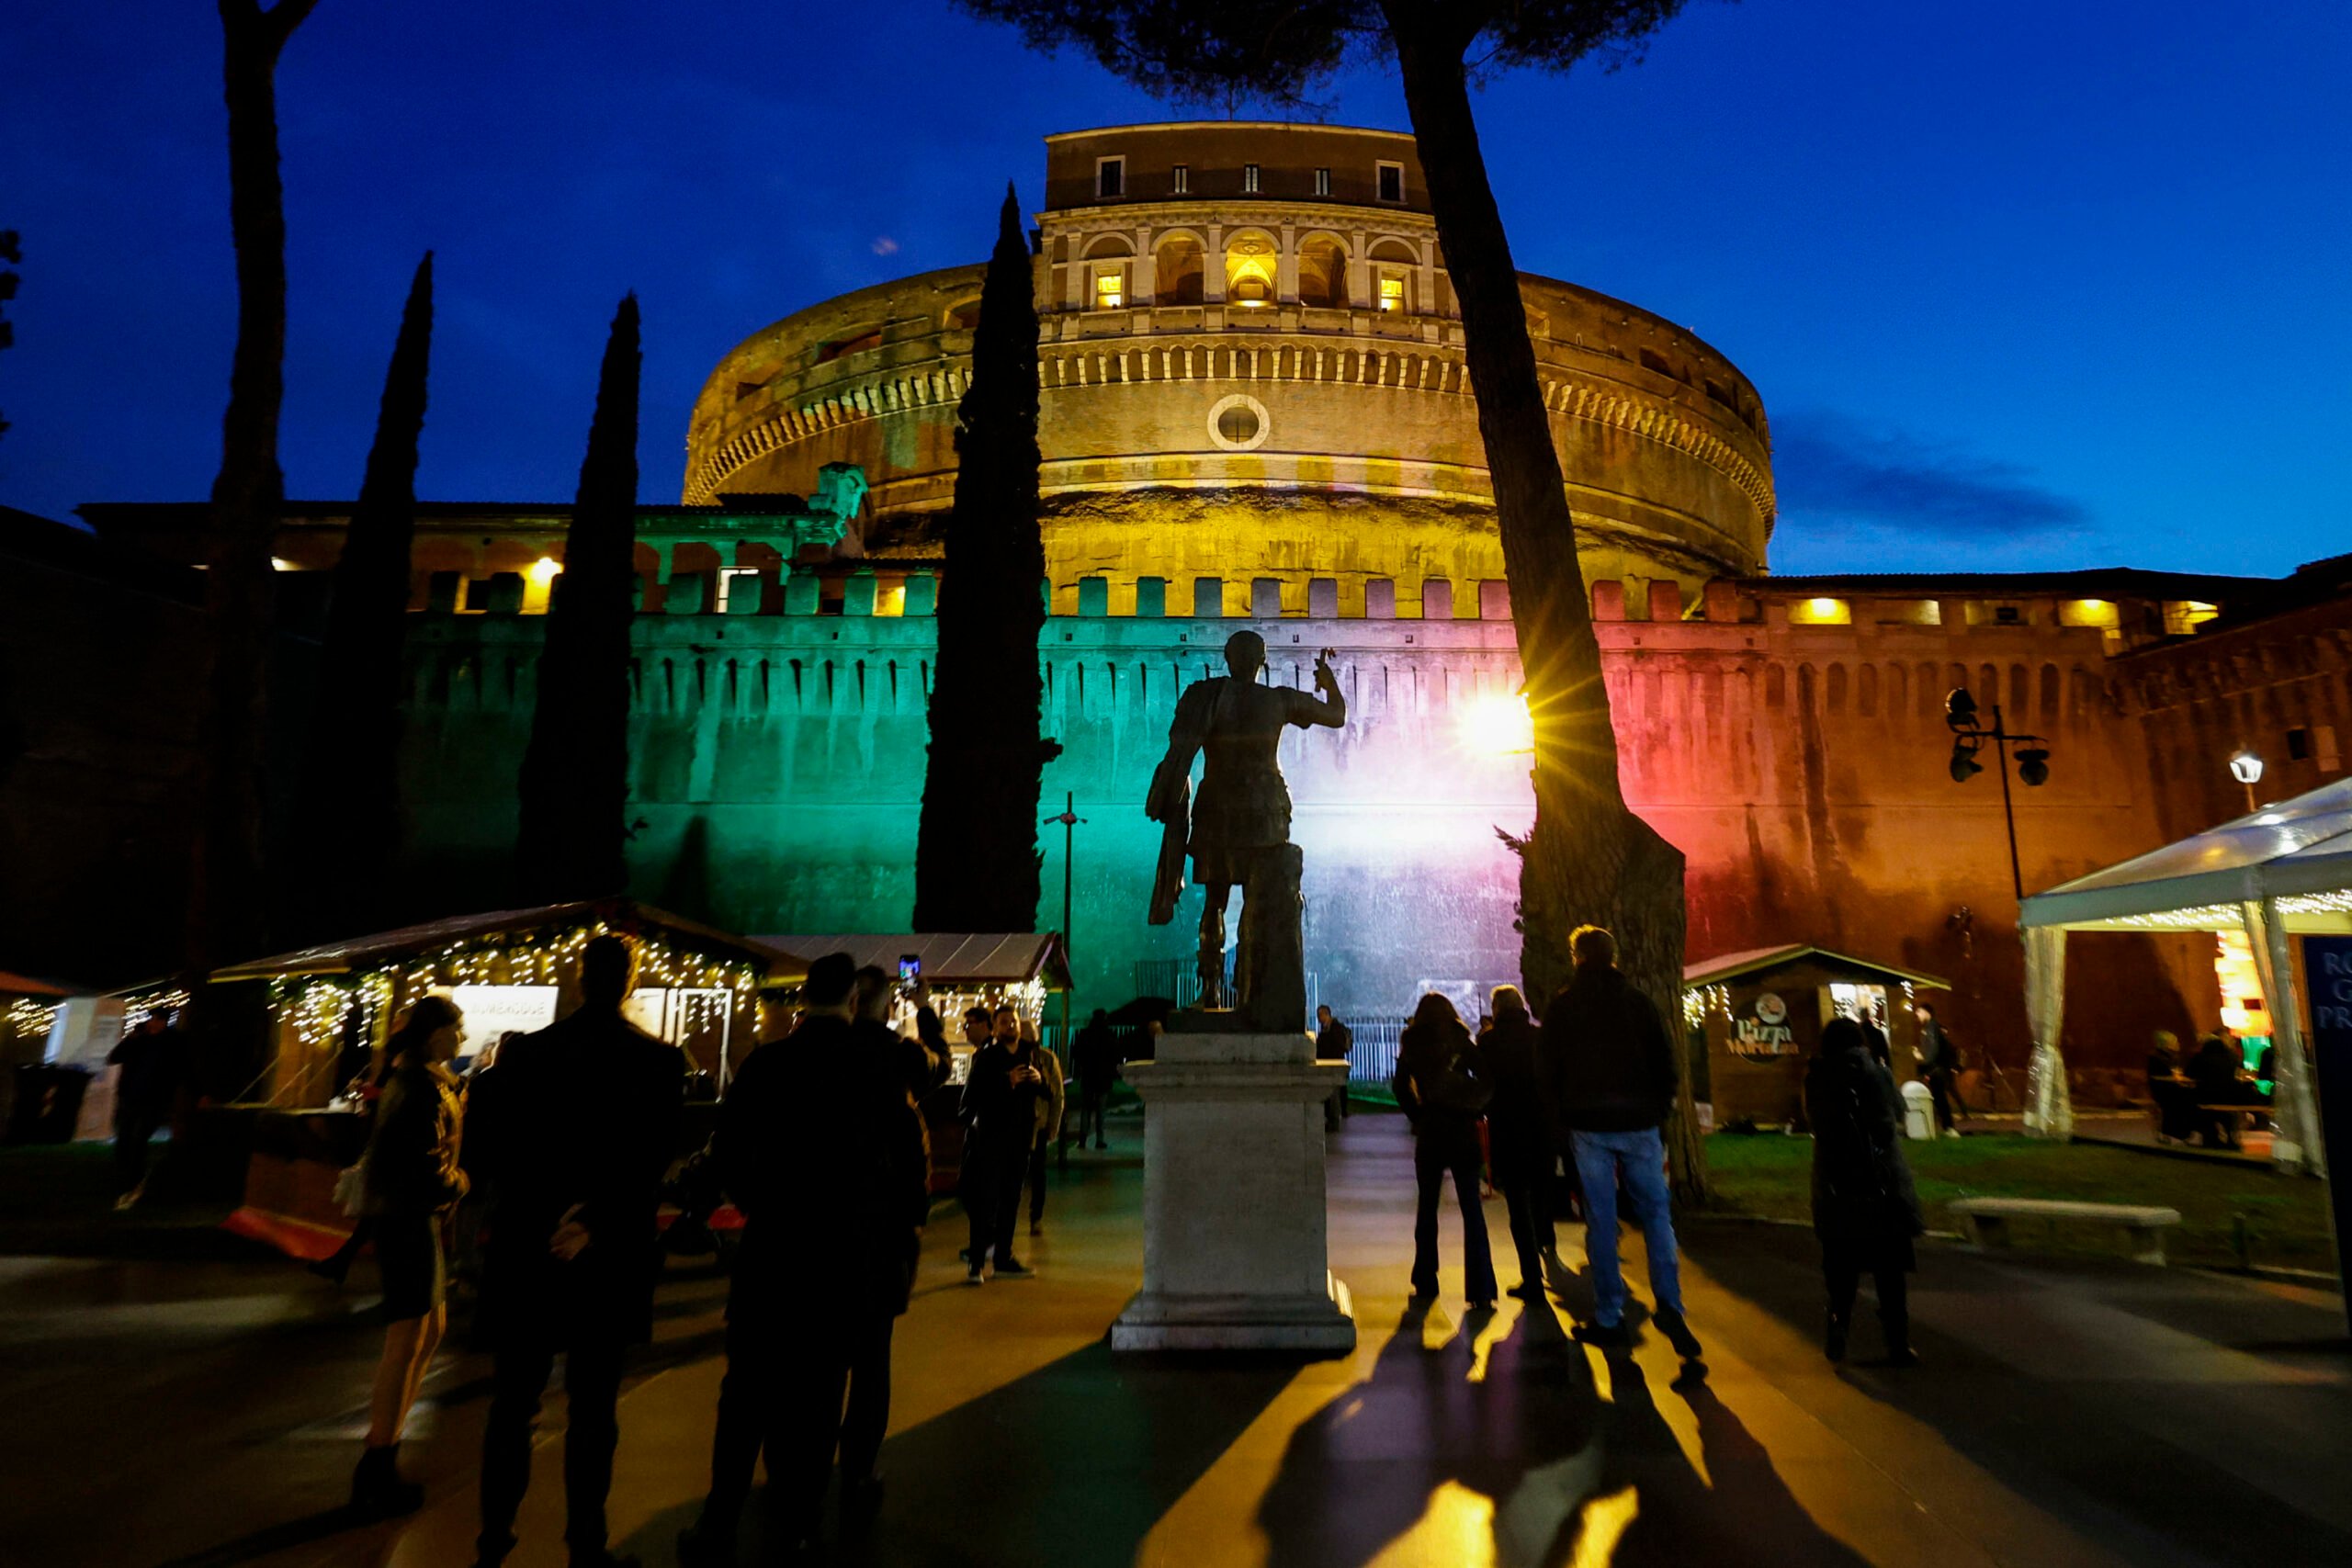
1340, 1016, 1409, 1089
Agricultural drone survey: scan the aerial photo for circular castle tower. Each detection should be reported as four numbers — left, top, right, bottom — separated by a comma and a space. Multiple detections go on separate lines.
685, 121, 1774, 613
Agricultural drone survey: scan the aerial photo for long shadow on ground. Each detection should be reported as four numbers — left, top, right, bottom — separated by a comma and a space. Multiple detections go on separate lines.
1684, 1221, 2352, 1567
620, 1339, 1298, 1567
1256, 1297, 1873, 1568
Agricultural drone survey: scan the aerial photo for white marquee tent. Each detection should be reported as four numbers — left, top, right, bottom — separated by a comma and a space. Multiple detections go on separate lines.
2017, 776, 2352, 1175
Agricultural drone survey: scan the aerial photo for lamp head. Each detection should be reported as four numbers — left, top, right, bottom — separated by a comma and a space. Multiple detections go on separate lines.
2016, 748, 2051, 787
1943, 687, 1980, 732
1949, 739, 1984, 784
2229, 751, 2264, 786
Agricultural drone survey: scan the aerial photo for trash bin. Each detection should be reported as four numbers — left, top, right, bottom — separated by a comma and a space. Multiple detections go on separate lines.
6, 1065, 93, 1144
1899, 1079, 1935, 1141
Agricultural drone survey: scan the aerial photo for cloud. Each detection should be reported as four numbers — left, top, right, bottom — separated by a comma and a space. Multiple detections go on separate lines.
1770, 411, 2089, 539
870, 235, 900, 256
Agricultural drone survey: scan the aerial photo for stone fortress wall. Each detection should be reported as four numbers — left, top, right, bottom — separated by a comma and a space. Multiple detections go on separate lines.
684, 123, 1774, 621
391, 570, 2215, 1071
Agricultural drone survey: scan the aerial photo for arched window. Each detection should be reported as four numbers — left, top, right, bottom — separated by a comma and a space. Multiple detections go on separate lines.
1155, 232, 1204, 306
1224, 230, 1278, 309
1083, 234, 1134, 312
1368, 238, 1417, 313
1296, 232, 1347, 309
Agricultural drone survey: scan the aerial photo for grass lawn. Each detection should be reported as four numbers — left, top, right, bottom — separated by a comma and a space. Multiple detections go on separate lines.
1701, 1132, 2340, 1275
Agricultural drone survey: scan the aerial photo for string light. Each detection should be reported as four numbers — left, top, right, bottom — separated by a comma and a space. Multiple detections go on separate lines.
258, 918, 764, 1105
6, 997, 58, 1043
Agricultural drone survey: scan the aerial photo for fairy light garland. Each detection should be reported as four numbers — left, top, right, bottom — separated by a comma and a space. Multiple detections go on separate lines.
5, 997, 58, 1043
266, 919, 762, 1098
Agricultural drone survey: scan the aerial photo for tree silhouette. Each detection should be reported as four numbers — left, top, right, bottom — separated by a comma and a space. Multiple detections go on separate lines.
289, 254, 433, 943
913, 186, 1062, 934
956, 0, 1709, 1194
187, 0, 323, 980
516, 295, 641, 905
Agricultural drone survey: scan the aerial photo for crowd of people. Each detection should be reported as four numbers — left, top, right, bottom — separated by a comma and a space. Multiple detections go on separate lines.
2145, 1027, 2276, 1148
129, 919, 1959, 1560
1388, 924, 1924, 1368
1390, 925, 1705, 1358
304, 937, 1135, 1565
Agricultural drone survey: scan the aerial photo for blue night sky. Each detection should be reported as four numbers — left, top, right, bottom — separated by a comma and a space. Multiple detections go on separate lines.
1, 0, 2346, 576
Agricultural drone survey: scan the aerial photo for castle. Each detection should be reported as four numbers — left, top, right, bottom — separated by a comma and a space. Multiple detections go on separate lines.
51, 122, 2352, 1080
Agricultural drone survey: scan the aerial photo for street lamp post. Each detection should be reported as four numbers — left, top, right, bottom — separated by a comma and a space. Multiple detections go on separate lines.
1943, 689, 2052, 900
1045, 792, 1084, 1170
1044, 791, 1085, 1041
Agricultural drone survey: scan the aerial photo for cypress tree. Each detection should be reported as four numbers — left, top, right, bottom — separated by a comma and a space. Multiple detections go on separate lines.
187, 0, 323, 982
913, 186, 1060, 933
291, 252, 432, 941
516, 294, 640, 904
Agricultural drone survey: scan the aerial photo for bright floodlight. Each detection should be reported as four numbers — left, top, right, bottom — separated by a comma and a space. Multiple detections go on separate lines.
2229, 751, 2264, 785
529, 556, 562, 582
1458, 691, 1535, 757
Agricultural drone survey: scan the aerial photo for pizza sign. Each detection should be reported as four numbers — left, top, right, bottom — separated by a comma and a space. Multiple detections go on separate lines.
1730, 990, 1799, 1059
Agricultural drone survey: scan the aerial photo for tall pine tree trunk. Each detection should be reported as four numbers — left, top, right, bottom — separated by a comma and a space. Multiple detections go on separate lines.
1391, 17, 1705, 1202
516, 295, 640, 905
913, 186, 1059, 933
291, 253, 431, 942
187, 0, 322, 981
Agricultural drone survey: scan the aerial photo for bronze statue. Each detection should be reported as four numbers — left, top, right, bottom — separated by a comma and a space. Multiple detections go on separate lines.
1147, 631, 1346, 1029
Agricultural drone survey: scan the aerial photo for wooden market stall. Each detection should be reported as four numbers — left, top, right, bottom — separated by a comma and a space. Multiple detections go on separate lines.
213, 898, 795, 1258
1684, 944, 1950, 1130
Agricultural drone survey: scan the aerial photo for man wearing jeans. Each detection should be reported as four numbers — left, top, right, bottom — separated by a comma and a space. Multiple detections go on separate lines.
1542, 925, 1703, 1360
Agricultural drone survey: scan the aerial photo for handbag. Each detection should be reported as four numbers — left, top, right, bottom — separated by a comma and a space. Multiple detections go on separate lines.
1426, 1046, 1494, 1115
333, 1162, 368, 1218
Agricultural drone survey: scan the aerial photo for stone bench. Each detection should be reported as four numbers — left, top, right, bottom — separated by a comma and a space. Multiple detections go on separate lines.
1948, 1198, 2183, 1265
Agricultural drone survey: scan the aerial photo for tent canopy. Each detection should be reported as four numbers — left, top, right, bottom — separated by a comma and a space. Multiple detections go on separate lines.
1684, 944, 1949, 991
2020, 777, 2352, 932
210, 898, 787, 982
758, 933, 1072, 992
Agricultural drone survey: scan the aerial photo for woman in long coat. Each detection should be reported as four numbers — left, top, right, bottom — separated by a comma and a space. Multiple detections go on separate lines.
1393, 993, 1498, 1308
1805, 1015, 1923, 1366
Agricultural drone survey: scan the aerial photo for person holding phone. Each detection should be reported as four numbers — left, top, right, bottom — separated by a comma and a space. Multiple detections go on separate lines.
958, 1004, 1042, 1281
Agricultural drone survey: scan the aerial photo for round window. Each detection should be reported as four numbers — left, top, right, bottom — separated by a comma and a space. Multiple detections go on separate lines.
1206, 393, 1271, 453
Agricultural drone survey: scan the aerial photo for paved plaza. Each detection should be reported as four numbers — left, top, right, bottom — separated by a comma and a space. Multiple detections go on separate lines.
4, 1115, 2347, 1568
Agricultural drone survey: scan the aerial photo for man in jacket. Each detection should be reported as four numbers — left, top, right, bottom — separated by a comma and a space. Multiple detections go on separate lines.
1316, 1005, 1354, 1133
1912, 1001, 1964, 1134
1069, 1009, 1118, 1151
1024, 1023, 1065, 1230
1541, 926, 1702, 1359
466, 935, 684, 1568
678, 953, 929, 1562
1480, 987, 1555, 1297
107, 1012, 186, 1208
959, 1004, 1041, 1281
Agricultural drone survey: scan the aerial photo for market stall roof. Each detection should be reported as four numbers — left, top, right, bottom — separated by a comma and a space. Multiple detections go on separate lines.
757, 933, 1072, 992
0, 971, 73, 998
209, 899, 791, 983
2020, 777, 2352, 931
1683, 944, 1949, 991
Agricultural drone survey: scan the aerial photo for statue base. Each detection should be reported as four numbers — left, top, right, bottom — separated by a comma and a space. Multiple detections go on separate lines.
1109, 1030, 1356, 1355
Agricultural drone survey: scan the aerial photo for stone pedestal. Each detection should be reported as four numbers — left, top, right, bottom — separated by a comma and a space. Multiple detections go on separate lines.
1110, 1029, 1356, 1354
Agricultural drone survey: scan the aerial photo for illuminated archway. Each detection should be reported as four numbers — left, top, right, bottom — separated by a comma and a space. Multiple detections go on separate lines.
1224, 229, 1278, 309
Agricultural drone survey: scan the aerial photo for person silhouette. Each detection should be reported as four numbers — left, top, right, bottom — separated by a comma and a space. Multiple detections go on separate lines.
465, 934, 684, 1568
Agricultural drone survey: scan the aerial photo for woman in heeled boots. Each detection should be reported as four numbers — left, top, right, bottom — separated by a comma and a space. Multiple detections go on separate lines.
1805, 1016, 1924, 1368
351, 996, 469, 1517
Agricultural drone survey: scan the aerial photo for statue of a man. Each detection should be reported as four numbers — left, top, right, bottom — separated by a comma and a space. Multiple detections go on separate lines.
1147, 631, 1347, 1026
